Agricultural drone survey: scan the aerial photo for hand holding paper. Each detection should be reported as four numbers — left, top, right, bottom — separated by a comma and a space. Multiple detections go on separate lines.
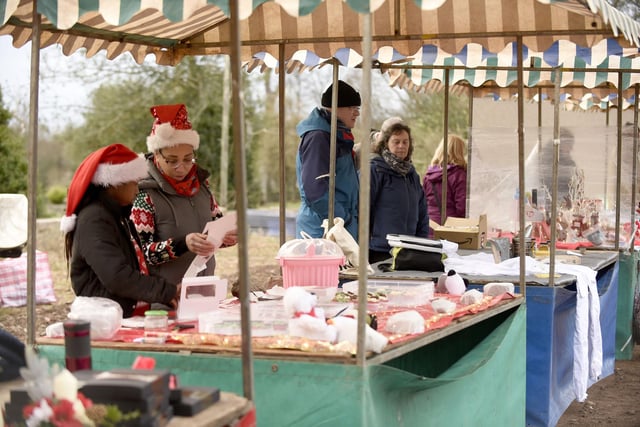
184, 212, 237, 277
203, 212, 237, 250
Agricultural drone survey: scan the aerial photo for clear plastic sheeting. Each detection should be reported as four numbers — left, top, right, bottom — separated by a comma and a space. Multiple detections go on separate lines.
468, 122, 636, 247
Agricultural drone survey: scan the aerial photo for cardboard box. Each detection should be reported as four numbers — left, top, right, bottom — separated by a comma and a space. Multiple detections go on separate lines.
431, 214, 487, 250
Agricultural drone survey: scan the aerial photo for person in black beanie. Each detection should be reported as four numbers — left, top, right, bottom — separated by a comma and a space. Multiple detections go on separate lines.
295, 80, 361, 239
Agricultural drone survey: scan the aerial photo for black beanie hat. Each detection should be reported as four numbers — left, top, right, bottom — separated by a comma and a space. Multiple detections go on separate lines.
321, 80, 361, 108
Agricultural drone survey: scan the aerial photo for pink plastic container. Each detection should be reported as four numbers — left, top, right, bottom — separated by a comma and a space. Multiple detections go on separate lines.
277, 238, 345, 288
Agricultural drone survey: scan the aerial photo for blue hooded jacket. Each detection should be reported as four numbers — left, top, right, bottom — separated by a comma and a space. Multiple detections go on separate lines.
369, 155, 429, 253
295, 107, 359, 239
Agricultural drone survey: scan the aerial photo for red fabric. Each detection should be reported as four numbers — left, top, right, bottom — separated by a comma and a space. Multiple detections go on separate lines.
132, 355, 156, 369
0, 250, 56, 307
237, 407, 257, 427
555, 241, 594, 250
149, 104, 193, 133
96, 293, 515, 347
377, 292, 515, 345
154, 156, 200, 196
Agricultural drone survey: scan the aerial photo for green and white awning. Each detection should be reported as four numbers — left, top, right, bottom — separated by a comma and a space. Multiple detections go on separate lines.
2, 0, 640, 65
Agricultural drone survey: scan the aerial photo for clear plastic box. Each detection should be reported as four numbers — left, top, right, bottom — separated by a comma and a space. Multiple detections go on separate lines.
342, 280, 434, 307
198, 303, 289, 337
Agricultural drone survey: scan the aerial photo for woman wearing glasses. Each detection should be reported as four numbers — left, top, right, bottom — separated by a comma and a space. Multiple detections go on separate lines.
131, 104, 237, 286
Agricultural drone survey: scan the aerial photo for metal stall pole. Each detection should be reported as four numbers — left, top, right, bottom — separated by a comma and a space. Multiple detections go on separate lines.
605, 107, 610, 210
220, 58, 230, 207
26, 2, 41, 347
549, 67, 561, 286
327, 63, 339, 229
631, 85, 639, 248
279, 43, 287, 246
516, 36, 526, 295
466, 88, 473, 216
440, 69, 451, 224
229, 0, 254, 400
615, 73, 623, 251
356, 11, 373, 367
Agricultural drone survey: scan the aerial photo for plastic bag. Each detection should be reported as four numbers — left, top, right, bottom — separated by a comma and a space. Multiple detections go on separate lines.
322, 217, 373, 274
67, 296, 122, 339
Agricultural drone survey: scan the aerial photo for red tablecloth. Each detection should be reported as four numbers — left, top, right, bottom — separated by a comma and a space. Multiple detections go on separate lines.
0, 250, 56, 307
89, 292, 516, 355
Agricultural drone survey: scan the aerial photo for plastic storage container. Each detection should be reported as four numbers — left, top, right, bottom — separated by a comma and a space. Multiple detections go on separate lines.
342, 279, 434, 307
277, 238, 345, 288
198, 303, 288, 337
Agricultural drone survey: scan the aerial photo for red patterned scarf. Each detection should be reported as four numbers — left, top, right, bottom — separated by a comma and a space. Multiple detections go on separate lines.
155, 158, 200, 197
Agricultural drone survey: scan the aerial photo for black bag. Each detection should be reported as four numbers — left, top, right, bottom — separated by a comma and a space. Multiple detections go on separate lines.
390, 247, 445, 272
0, 328, 25, 382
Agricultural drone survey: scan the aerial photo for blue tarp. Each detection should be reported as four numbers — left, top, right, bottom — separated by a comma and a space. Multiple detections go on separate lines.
523, 260, 617, 427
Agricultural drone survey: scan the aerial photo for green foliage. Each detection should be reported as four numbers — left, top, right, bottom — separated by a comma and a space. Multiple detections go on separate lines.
60, 56, 270, 208
0, 87, 28, 194
98, 405, 140, 427
392, 90, 469, 176
46, 185, 67, 204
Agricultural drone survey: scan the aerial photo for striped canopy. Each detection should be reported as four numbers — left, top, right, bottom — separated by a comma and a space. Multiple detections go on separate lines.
385, 38, 640, 104
1, 0, 639, 65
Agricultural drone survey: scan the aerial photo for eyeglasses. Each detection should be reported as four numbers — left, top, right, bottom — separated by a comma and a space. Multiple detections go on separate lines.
158, 151, 196, 170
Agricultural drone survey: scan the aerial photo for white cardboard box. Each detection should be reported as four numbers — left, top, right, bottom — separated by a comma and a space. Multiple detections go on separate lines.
177, 276, 227, 321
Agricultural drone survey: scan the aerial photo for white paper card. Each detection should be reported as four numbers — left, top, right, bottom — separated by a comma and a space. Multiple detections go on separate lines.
184, 212, 237, 278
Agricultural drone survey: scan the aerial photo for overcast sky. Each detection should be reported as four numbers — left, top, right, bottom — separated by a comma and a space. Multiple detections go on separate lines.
0, 36, 105, 132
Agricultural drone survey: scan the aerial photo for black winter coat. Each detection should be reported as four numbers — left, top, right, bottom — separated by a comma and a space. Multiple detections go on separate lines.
70, 193, 177, 317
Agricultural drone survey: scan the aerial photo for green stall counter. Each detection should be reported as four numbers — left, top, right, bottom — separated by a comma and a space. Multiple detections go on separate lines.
36, 302, 525, 426
616, 251, 639, 360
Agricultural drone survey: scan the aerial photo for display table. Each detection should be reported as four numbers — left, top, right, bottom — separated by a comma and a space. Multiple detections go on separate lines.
342, 250, 619, 427
35, 298, 525, 426
0, 379, 255, 427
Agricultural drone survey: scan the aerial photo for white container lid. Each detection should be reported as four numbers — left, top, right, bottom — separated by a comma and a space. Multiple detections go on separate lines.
277, 238, 344, 258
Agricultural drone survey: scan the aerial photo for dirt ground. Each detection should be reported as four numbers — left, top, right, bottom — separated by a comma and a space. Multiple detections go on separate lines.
556, 345, 640, 427
1, 219, 639, 425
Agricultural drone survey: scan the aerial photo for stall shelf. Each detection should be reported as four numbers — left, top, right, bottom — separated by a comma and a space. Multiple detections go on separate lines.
616, 251, 639, 360
35, 298, 524, 426
342, 250, 618, 427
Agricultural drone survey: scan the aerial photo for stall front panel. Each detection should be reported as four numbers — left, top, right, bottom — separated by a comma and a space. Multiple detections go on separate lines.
616, 251, 639, 360
35, 305, 525, 426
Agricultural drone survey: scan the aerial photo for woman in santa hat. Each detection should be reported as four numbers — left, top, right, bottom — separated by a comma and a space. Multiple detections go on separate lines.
131, 104, 237, 285
61, 143, 180, 318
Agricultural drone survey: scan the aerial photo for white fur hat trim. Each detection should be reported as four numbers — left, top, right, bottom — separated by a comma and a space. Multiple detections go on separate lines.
60, 214, 77, 234
91, 155, 147, 187
147, 122, 200, 152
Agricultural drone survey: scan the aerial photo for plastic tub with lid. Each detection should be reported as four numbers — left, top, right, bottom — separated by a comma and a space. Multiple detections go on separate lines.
276, 237, 345, 288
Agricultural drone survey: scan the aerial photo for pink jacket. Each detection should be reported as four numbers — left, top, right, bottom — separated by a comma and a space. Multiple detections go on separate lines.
423, 164, 467, 232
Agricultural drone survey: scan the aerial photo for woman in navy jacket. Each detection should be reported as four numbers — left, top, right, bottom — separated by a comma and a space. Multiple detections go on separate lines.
369, 120, 429, 263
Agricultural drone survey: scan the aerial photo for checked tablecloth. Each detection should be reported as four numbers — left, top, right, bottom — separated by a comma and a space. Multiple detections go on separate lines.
0, 250, 56, 307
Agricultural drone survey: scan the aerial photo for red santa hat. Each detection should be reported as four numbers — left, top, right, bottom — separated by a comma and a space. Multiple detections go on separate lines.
146, 104, 200, 152
60, 143, 147, 233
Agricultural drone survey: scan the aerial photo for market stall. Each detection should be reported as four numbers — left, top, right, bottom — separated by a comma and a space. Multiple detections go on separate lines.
341, 249, 619, 427
2, 2, 640, 426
